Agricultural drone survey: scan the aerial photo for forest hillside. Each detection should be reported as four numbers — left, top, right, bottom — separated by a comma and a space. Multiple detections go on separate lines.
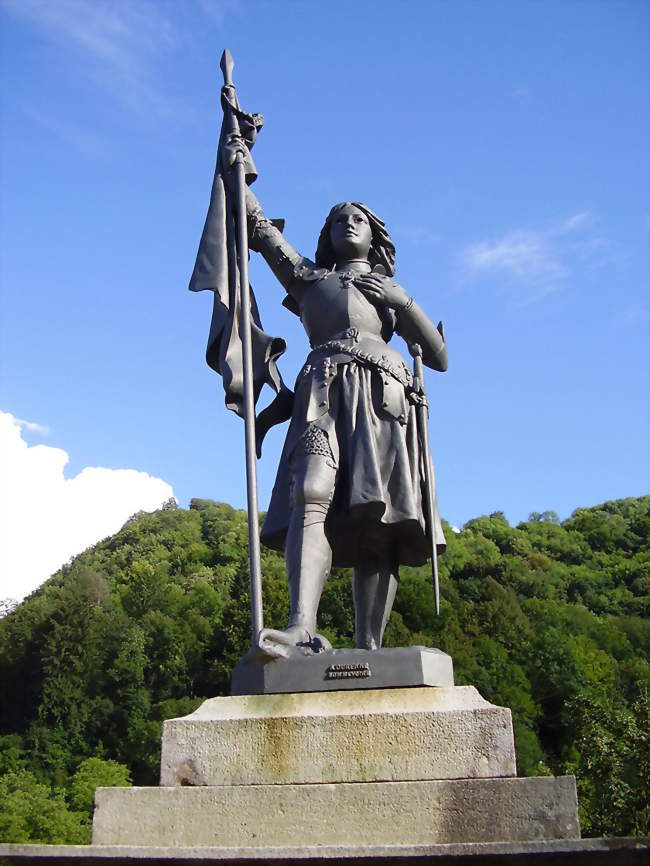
1, 495, 648, 843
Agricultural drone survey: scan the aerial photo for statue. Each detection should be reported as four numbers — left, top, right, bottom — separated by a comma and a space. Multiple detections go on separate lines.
190, 52, 447, 662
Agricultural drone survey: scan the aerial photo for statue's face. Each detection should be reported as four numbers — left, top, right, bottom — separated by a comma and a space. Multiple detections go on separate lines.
329, 205, 372, 260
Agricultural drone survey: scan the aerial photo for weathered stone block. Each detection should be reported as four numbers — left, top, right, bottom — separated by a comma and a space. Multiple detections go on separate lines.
92, 776, 580, 848
160, 685, 516, 787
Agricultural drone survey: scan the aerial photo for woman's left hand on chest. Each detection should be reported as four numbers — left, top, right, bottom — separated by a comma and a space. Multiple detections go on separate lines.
353, 273, 409, 310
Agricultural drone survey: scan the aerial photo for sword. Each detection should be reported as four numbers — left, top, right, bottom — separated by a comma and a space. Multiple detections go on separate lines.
409, 342, 440, 615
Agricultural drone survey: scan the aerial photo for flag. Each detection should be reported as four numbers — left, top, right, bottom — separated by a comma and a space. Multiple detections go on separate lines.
189, 91, 293, 456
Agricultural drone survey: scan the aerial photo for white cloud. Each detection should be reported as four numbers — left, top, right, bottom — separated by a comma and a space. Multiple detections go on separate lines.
463, 230, 566, 283
0, 411, 173, 602
0, 0, 178, 116
12, 417, 51, 436
559, 211, 590, 233
460, 211, 598, 304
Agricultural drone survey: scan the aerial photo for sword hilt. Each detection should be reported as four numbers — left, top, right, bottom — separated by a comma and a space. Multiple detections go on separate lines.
409, 342, 426, 402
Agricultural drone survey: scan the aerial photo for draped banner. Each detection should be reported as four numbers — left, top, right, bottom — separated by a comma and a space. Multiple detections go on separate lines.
189, 90, 293, 456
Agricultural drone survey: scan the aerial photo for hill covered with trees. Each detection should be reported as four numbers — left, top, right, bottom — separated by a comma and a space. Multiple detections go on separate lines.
1, 495, 648, 842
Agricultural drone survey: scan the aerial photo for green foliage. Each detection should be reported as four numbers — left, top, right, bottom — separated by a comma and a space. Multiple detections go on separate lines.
0, 494, 648, 842
566, 688, 649, 836
69, 757, 131, 814
0, 770, 87, 844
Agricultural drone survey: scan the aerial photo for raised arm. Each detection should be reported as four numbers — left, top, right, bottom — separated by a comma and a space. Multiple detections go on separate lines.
245, 187, 314, 297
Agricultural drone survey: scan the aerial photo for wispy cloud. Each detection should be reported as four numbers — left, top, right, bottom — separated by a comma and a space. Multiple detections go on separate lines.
1, 0, 178, 117
13, 416, 51, 436
460, 211, 600, 305
463, 230, 566, 283
619, 305, 649, 326
560, 211, 590, 233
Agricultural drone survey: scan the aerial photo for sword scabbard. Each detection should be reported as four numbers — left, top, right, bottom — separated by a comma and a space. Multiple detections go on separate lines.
410, 343, 441, 616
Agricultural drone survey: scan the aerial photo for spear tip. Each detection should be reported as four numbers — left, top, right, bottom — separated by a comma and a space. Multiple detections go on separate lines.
220, 49, 234, 85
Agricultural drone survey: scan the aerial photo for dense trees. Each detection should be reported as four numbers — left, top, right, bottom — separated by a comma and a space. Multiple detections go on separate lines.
0, 496, 648, 841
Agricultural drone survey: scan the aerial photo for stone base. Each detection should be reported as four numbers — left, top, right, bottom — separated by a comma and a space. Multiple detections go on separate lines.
92, 777, 580, 848
230, 646, 454, 695
160, 686, 516, 786
3, 838, 650, 864
93, 683, 580, 853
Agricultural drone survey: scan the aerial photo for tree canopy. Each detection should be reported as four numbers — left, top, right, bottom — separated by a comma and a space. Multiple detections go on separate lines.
1, 495, 648, 841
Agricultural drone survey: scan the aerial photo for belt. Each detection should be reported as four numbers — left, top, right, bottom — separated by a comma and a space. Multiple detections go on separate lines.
305, 329, 414, 391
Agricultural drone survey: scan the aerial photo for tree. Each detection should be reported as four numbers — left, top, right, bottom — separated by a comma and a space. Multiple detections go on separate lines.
0, 495, 648, 840
69, 757, 131, 815
567, 689, 649, 836
0, 771, 86, 844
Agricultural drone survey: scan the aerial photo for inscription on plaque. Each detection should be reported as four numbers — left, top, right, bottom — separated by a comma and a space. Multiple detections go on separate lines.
325, 662, 371, 680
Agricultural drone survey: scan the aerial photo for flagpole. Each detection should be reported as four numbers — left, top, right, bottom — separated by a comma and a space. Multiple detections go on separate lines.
220, 49, 264, 647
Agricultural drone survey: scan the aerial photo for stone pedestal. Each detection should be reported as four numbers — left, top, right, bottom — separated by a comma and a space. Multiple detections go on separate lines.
93, 777, 579, 848
92, 684, 580, 848
159, 686, 515, 786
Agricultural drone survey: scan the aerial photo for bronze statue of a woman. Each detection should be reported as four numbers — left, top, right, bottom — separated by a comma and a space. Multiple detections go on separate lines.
191, 52, 447, 660
244, 191, 447, 654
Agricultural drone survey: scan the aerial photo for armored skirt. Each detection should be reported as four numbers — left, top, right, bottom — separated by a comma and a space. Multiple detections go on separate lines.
260, 339, 446, 568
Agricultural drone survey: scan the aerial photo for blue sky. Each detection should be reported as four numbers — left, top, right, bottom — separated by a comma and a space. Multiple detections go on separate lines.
1, 0, 648, 599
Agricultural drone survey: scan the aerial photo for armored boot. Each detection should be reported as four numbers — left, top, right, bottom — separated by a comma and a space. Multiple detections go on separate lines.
353, 555, 399, 650
259, 450, 336, 655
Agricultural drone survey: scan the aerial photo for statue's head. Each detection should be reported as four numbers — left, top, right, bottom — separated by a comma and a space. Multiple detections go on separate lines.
315, 202, 396, 276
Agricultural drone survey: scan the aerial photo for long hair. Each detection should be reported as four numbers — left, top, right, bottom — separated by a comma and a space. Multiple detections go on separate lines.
315, 202, 396, 277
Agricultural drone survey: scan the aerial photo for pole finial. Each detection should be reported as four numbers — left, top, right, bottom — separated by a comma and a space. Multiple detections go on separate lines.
220, 49, 234, 86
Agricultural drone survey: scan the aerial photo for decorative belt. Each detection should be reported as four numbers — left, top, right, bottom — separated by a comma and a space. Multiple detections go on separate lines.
306, 329, 414, 390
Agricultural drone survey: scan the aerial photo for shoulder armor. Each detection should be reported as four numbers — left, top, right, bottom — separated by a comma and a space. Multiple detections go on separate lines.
294, 264, 329, 282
